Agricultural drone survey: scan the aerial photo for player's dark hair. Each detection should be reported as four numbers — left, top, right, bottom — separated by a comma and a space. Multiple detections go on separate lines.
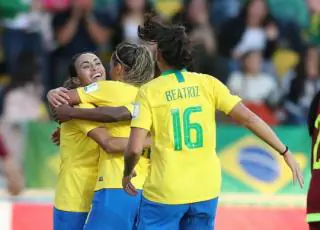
308, 91, 320, 136
68, 52, 96, 78
111, 42, 154, 86
65, 52, 96, 89
138, 12, 192, 69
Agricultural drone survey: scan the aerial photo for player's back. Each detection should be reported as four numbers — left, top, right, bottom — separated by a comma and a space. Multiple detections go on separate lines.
307, 112, 320, 221
77, 81, 150, 190
134, 70, 240, 204
55, 104, 100, 212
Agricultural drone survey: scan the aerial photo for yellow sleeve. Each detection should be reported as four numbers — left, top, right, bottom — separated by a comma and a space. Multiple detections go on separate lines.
77, 81, 113, 104
74, 103, 104, 135
212, 78, 241, 114
131, 88, 152, 131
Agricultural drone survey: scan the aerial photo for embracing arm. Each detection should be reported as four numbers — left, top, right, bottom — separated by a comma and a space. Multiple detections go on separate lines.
55, 105, 132, 123
47, 88, 80, 107
88, 127, 151, 153
88, 127, 128, 153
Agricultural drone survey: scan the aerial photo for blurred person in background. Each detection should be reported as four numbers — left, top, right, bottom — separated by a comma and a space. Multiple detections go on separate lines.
111, 0, 153, 48
210, 0, 241, 26
50, 0, 111, 88
0, 134, 24, 196
1, 52, 48, 178
284, 47, 320, 124
218, 0, 279, 74
0, 0, 44, 76
173, 0, 229, 82
2, 52, 48, 123
227, 50, 280, 125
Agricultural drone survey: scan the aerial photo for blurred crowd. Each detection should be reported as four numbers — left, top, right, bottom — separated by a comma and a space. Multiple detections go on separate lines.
0, 0, 318, 127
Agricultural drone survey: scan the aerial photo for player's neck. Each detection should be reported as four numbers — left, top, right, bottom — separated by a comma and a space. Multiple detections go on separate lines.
160, 65, 179, 74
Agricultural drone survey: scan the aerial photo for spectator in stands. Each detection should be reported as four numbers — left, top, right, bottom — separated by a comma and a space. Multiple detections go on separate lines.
111, 0, 152, 48
0, 134, 24, 196
218, 0, 279, 66
227, 50, 280, 125
0, 0, 44, 76
227, 50, 279, 104
2, 52, 48, 123
210, 0, 241, 26
1, 52, 47, 186
51, 0, 111, 88
284, 46, 320, 124
173, 0, 229, 81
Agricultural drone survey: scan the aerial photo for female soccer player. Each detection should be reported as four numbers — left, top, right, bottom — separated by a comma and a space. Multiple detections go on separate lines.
48, 42, 154, 230
53, 52, 139, 230
122, 13, 304, 230
307, 92, 320, 230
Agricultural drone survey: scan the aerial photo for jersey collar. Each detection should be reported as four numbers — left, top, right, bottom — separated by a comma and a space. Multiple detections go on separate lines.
160, 69, 187, 83
160, 69, 187, 76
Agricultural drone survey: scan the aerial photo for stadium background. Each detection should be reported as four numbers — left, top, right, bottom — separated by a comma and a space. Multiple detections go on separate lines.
0, 0, 317, 229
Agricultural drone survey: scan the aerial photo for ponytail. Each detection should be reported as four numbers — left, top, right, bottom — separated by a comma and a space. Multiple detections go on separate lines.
138, 12, 192, 69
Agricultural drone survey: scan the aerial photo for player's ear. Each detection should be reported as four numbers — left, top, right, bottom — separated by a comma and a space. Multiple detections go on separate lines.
114, 63, 123, 75
156, 50, 166, 66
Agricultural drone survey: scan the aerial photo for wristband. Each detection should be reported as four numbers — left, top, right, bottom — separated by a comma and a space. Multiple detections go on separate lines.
280, 146, 289, 156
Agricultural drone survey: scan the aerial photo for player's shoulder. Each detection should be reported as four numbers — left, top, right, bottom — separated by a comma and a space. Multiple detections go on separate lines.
83, 80, 137, 94
185, 71, 223, 89
185, 71, 215, 81
138, 77, 161, 95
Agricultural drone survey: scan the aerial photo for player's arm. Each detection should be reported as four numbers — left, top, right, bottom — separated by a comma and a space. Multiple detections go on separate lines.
53, 104, 132, 123
213, 78, 304, 188
229, 103, 302, 186
47, 81, 111, 107
87, 127, 151, 153
47, 87, 80, 107
123, 89, 152, 195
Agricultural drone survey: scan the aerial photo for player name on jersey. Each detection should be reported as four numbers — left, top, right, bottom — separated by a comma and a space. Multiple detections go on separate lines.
165, 86, 200, 102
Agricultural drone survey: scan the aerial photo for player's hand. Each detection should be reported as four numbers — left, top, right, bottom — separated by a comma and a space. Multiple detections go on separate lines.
283, 151, 304, 188
53, 104, 73, 122
47, 87, 70, 108
122, 171, 137, 196
51, 127, 61, 146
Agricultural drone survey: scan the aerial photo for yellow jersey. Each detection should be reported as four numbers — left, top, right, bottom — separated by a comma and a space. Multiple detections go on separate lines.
131, 69, 241, 204
77, 81, 150, 191
54, 104, 101, 212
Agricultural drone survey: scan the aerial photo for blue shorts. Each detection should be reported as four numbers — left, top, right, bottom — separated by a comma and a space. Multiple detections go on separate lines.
53, 207, 88, 230
84, 188, 142, 230
137, 196, 218, 230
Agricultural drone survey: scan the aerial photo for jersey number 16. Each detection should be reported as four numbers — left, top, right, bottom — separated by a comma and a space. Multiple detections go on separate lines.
171, 106, 203, 151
